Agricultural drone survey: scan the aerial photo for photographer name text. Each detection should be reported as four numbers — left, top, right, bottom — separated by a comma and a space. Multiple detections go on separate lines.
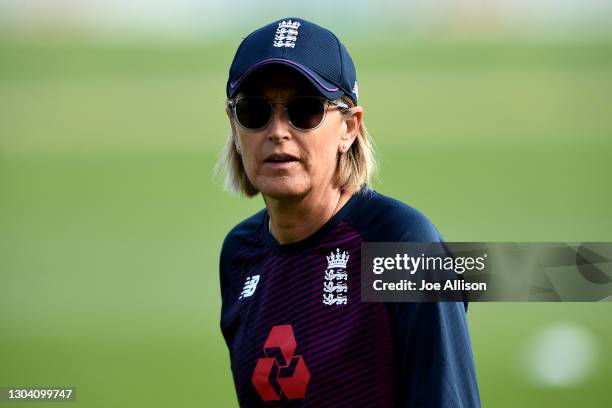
372, 279, 487, 291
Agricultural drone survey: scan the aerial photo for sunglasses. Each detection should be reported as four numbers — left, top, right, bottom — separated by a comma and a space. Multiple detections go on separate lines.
227, 96, 350, 131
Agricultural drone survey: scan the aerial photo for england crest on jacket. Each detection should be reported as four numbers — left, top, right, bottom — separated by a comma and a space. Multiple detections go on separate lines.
323, 248, 349, 306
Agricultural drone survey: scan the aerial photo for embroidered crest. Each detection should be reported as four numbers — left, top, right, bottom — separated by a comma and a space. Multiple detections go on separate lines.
323, 248, 349, 306
273, 20, 301, 48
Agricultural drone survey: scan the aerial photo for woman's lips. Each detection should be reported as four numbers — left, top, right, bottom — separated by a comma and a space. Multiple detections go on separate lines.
264, 153, 300, 169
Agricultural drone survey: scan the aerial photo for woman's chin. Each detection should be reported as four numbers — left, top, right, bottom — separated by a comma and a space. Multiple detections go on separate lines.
256, 178, 310, 200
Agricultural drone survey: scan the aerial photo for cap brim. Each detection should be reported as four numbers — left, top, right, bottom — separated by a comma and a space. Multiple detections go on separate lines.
227, 58, 344, 101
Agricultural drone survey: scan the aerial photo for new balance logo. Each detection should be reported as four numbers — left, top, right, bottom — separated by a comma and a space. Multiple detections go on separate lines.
239, 275, 260, 299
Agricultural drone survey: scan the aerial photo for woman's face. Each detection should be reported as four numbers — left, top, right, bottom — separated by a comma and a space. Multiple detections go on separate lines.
230, 66, 360, 200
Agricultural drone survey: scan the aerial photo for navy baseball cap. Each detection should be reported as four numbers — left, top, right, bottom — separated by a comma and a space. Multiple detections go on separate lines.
227, 17, 359, 104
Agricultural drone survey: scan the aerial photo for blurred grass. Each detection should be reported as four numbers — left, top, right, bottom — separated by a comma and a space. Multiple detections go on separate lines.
1, 38, 611, 407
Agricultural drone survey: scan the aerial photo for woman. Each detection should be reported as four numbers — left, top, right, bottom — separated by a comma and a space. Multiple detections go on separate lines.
219, 17, 480, 407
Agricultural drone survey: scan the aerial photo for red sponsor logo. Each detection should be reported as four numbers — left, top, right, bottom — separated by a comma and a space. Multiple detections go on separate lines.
252, 325, 311, 401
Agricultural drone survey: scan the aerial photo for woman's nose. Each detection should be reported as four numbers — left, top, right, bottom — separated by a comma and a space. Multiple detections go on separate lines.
267, 106, 292, 142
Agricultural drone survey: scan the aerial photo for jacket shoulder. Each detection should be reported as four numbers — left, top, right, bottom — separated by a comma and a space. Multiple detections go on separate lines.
348, 189, 442, 242
220, 208, 266, 262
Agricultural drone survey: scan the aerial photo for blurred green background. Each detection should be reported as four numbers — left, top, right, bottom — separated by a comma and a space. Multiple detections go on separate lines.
1, 1, 612, 407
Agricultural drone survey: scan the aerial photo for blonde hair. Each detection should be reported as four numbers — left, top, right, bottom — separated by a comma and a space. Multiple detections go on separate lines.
217, 95, 376, 197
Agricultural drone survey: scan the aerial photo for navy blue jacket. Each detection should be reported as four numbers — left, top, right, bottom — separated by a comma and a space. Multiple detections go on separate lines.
220, 187, 481, 407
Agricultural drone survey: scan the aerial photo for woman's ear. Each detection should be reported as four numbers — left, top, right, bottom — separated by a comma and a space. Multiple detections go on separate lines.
339, 106, 363, 153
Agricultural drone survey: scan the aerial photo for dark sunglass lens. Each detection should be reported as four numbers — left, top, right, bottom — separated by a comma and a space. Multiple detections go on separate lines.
235, 98, 271, 129
287, 97, 325, 129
